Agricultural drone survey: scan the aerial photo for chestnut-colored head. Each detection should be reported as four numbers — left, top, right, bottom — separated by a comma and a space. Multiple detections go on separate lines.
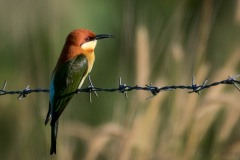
66, 29, 114, 51
66, 29, 96, 46
56, 29, 114, 68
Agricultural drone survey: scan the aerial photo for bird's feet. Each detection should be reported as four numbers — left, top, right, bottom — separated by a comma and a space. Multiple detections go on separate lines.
88, 75, 98, 102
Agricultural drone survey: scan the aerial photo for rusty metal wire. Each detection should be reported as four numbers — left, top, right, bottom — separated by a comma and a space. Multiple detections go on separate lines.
1, 75, 240, 100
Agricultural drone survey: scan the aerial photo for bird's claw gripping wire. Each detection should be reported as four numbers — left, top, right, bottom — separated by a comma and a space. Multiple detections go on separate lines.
88, 75, 98, 103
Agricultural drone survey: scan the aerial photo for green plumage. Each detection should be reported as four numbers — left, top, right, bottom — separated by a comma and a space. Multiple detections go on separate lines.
46, 54, 88, 123
52, 54, 88, 121
45, 54, 88, 154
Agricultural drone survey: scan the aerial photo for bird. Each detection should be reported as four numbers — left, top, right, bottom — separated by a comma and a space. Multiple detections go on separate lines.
45, 28, 114, 155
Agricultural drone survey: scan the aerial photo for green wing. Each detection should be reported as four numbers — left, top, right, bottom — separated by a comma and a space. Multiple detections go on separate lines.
51, 54, 88, 123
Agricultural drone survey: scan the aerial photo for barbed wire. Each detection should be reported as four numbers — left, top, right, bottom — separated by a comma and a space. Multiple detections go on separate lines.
0, 75, 240, 100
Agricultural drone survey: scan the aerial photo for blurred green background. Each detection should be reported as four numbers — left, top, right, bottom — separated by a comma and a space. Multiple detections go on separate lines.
1, 0, 240, 159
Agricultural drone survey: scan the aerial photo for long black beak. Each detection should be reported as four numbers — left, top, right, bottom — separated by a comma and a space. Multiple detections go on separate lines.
95, 34, 115, 40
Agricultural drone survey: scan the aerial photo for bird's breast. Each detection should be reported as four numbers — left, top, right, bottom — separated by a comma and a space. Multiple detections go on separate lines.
77, 52, 95, 89
85, 52, 95, 73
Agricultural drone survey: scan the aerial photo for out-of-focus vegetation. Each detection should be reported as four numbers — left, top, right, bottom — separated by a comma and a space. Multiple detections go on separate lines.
0, 0, 240, 159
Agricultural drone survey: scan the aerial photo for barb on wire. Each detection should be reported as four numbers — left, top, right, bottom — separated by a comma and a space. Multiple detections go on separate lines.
119, 77, 128, 99
1, 75, 240, 100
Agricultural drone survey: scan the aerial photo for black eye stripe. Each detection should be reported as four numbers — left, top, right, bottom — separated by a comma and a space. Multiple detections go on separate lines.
85, 37, 95, 42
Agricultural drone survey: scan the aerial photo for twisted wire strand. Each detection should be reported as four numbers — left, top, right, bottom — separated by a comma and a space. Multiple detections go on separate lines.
0, 75, 240, 100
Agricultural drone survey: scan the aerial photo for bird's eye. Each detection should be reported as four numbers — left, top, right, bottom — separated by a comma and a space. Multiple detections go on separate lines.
86, 37, 91, 42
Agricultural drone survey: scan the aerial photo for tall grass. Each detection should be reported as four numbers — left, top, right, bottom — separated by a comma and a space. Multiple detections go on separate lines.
0, 0, 240, 159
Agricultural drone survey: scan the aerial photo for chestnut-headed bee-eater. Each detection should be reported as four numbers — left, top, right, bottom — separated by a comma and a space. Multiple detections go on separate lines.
45, 29, 114, 155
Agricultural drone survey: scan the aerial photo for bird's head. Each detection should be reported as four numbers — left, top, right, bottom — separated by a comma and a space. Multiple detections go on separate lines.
66, 29, 114, 53
55, 29, 114, 68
